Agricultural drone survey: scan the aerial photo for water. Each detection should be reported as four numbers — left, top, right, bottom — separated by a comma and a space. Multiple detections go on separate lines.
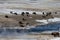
0, 22, 60, 36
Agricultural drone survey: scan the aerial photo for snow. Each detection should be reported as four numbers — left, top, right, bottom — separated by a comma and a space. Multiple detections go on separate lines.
35, 19, 48, 24
50, 37, 60, 40
48, 18, 60, 22
41, 31, 59, 34
0, 8, 42, 15
35, 17, 60, 25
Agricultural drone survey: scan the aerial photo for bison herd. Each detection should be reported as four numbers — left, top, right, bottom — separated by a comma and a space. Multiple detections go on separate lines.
4, 11, 58, 27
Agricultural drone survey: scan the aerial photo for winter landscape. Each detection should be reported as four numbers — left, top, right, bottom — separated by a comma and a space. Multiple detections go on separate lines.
0, 0, 60, 40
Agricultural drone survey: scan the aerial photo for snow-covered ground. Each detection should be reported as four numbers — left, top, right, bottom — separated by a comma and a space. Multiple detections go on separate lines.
0, 6, 59, 40
35, 17, 60, 25
0, 34, 59, 40
0, 8, 43, 15
0, 34, 54, 40
50, 37, 60, 40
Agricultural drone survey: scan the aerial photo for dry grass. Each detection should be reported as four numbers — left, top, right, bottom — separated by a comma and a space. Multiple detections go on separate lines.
0, 13, 57, 27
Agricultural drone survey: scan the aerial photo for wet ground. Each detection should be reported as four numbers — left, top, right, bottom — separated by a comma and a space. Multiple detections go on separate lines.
0, 22, 59, 35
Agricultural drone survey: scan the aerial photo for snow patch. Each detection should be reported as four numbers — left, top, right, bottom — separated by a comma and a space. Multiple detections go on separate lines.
35, 19, 48, 24
50, 37, 60, 40
48, 18, 60, 22
35, 17, 60, 25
